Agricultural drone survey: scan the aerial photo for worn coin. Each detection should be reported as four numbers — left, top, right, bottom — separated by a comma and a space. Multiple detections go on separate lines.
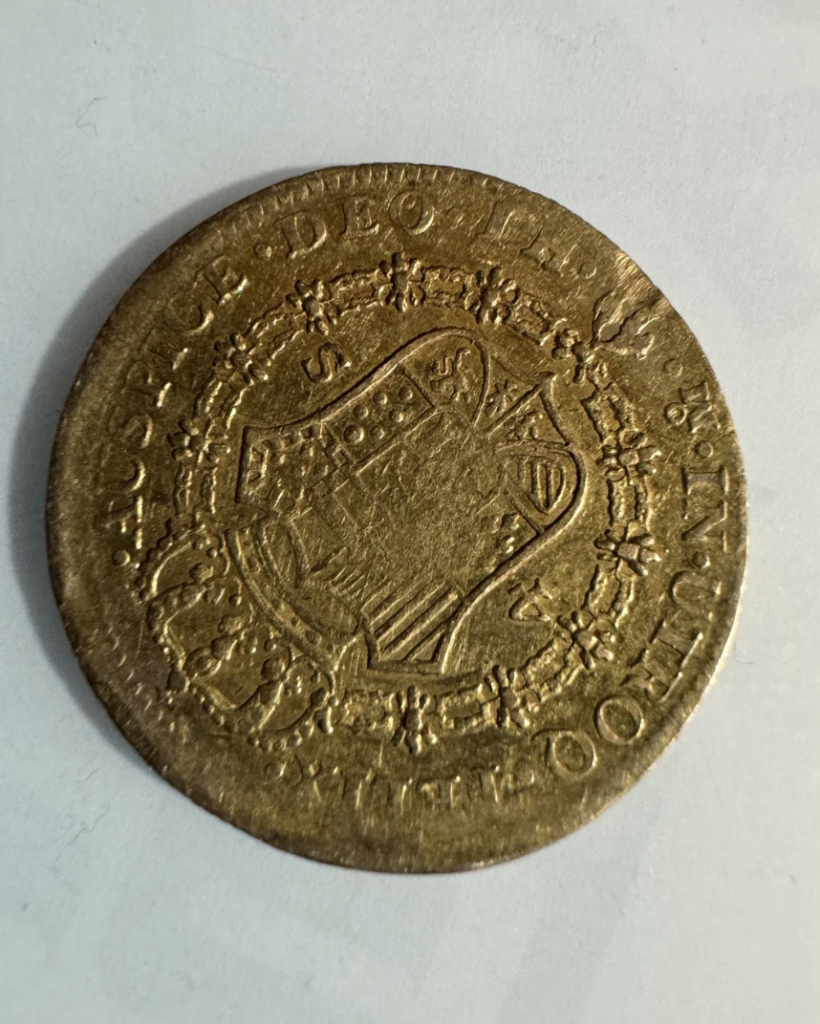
48, 164, 746, 871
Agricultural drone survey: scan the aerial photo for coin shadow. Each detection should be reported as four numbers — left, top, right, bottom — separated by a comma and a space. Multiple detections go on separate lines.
9, 165, 320, 773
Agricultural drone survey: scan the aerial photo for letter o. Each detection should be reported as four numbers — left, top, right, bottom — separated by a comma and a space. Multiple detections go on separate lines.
389, 190, 435, 234
547, 730, 597, 781
595, 695, 644, 746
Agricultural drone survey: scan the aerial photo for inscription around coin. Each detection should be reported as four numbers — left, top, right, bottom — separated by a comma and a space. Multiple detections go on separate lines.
48, 165, 746, 871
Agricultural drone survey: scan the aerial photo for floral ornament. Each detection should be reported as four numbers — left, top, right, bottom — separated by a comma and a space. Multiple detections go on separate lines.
308, 686, 340, 734
598, 428, 661, 481
558, 610, 616, 670
553, 327, 594, 382
168, 417, 229, 514
379, 251, 424, 312
231, 624, 259, 660
214, 332, 273, 386
552, 328, 577, 361
287, 279, 338, 335
393, 685, 438, 754
287, 685, 341, 745
147, 250, 662, 761
282, 655, 330, 700
485, 665, 538, 730
169, 417, 210, 463
168, 420, 207, 514
595, 527, 660, 577
469, 266, 518, 324
169, 417, 228, 464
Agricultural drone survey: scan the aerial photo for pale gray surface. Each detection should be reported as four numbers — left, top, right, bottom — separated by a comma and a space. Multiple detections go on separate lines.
1, 2, 818, 1022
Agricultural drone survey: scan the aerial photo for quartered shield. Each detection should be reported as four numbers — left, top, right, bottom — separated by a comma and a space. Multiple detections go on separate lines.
231, 329, 584, 680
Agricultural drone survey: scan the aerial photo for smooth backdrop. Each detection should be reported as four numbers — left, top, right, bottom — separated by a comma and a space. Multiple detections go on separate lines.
1, 3, 818, 1022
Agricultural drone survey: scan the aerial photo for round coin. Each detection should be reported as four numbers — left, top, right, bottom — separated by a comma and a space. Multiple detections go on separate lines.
48, 164, 746, 871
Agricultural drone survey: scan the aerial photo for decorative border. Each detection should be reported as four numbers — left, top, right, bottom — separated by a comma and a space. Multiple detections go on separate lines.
137, 252, 663, 757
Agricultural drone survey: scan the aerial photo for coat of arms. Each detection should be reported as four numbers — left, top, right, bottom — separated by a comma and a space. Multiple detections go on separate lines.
230, 328, 583, 679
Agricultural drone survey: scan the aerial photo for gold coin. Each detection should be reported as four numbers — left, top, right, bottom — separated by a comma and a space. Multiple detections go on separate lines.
48, 164, 746, 872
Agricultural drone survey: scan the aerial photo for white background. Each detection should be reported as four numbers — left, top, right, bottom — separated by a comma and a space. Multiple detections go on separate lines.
1, 2, 818, 1022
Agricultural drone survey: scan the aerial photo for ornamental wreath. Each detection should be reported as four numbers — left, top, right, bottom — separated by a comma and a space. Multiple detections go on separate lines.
137, 253, 664, 757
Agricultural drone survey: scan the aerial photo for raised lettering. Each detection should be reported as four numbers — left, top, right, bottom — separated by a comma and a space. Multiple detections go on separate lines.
165, 294, 215, 334
107, 409, 153, 449
669, 569, 720, 611
478, 196, 517, 240
622, 657, 672, 702
682, 466, 730, 548
547, 730, 597, 781
100, 454, 145, 493
521, 229, 596, 279
623, 615, 702, 702
279, 211, 328, 257
682, 504, 728, 543
389, 190, 435, 234
202, 256, 248, 304
342, 195, 380, 236
124, 362, 171, 408
104, 494, 144, 550
665, 381, 717, 432
596, 695, 644, 745
683, 466, 729, 496
302, 342, 351, 384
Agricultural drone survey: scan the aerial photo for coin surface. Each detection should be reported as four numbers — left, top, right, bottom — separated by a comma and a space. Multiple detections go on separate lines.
48, 164, 746, 871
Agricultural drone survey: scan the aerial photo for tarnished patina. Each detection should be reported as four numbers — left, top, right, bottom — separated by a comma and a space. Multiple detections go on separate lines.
48, 165, 746, 871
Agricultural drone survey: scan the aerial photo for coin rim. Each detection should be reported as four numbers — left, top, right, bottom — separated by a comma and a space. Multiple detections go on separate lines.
46, 163, 749, 872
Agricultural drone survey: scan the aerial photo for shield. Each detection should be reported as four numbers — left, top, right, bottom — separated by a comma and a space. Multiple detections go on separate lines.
230, 328, 584, 677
